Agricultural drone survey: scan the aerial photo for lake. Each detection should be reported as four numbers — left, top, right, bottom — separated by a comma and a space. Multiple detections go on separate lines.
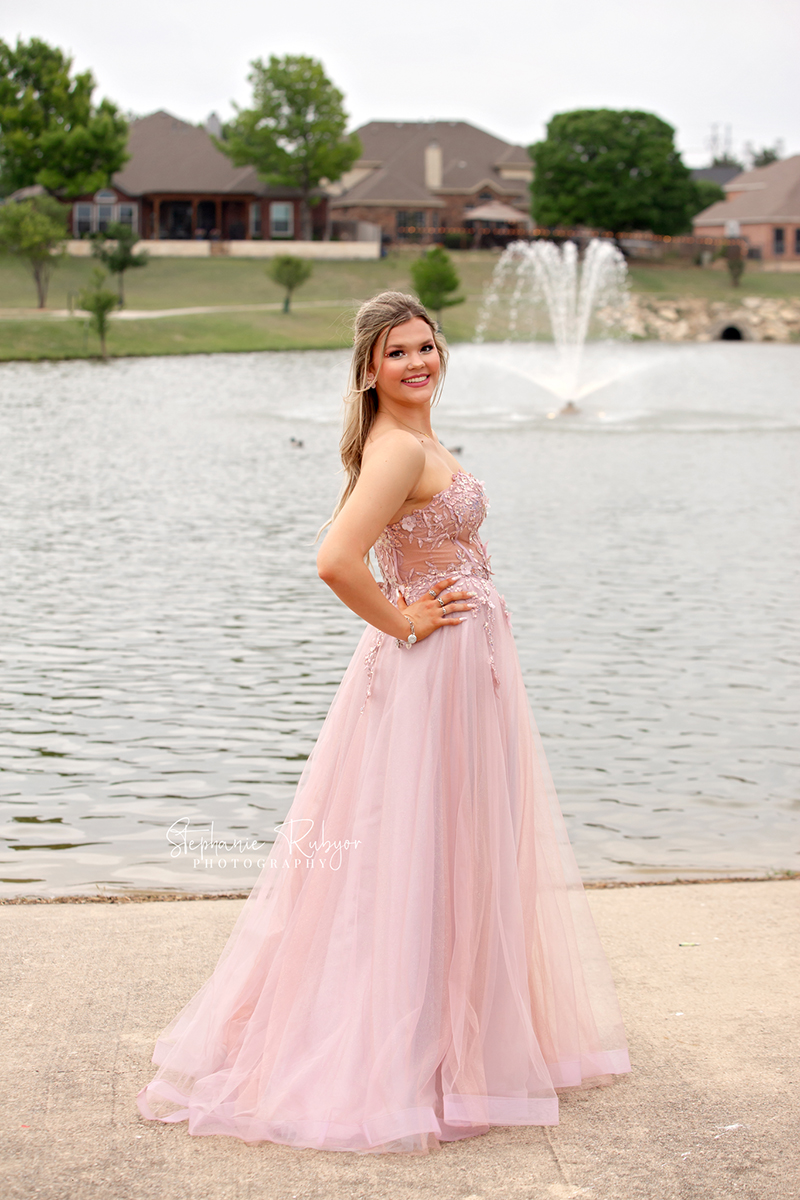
1, 341, 798, 895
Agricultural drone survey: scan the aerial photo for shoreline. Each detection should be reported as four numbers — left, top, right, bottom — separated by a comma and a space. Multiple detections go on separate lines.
1, 327, 799, 365
2, 870, 795, 903
2, 254, 798, 360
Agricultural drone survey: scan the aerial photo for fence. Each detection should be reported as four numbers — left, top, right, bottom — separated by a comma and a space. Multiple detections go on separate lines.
395, 225, 747, 258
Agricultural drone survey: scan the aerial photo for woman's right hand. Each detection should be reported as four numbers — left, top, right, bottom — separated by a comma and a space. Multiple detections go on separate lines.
397, 577, 476, 642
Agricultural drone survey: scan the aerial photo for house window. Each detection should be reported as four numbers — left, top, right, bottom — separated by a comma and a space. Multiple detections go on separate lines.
249, 202, 262, 237
795, 228, 800, 255
270, 202, 293, 238
75, 204, 92, 236
478, 191, 493, 202
773, 227, 785, 255
396, 210, 427, 239
74, 192, 139, 237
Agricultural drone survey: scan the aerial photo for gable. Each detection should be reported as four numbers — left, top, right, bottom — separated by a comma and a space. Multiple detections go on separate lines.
333, 120, 532, 208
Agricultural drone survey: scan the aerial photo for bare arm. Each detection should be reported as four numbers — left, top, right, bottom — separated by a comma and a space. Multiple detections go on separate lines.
317, 432, 473, 640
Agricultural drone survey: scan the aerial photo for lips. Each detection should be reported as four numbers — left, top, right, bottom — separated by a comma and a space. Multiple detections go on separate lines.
402, 375, 430, 387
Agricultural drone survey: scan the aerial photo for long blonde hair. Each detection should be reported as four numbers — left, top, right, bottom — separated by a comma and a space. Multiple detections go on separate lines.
320, 291, 449, 534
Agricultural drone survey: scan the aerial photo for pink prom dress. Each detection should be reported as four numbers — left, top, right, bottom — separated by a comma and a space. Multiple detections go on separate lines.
136, 469, 631, 1154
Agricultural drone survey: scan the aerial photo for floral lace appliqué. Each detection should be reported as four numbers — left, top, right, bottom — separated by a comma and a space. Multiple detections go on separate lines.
359, 471, 503, 709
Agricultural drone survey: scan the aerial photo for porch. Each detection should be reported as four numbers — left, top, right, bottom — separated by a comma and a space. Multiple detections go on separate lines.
142, 196, 251, 240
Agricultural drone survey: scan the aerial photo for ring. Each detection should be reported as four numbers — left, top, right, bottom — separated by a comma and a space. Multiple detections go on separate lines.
428, 588, 437, 598
437, 597, 446, 610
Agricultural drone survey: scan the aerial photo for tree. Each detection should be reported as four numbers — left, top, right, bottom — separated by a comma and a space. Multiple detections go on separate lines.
78, 268, 117, 359
0, 194, 67, 307
530, 109, 702, 236
693, 180, 725, 214
91, 222, 148, 306
722, 241, 745, 288
711, 153, 744, 171
267, 255, 313, 312
0, 37, 129, 198
746, 143, 782, 169
410, 247, 464, 325
219, 55, 361, 241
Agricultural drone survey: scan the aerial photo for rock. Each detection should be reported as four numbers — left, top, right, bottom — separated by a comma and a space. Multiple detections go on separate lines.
621, 292, 800, 342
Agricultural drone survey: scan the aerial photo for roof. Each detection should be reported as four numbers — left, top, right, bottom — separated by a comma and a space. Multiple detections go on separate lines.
112, 111, 301, 198
3, 184, 47, 203
330, 120, 532, 211
463, 200, 533, 225
336, 163, 446, 208
690, 166, 742, 185
693, 155, 800, 225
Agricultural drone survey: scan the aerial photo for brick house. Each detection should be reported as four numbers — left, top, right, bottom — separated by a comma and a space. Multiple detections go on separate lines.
692, 155, 800, 262
67, 111, 328, 241
328, 121, 533, 243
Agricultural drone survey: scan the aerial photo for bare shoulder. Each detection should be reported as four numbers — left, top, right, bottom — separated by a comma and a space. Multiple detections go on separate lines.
361, 428, 425, 475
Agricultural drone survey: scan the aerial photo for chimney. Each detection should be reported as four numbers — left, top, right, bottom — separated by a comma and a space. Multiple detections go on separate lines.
205, 112, 223, 139
424, 141, 442, 190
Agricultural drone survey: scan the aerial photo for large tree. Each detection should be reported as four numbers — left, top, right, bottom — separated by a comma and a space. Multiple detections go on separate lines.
220, 55, 361, 241
0, 37, 129, 198
530, 109, 702, 236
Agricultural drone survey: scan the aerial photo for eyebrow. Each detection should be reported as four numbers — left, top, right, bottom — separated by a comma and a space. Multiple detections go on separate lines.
383, 338, 434, 352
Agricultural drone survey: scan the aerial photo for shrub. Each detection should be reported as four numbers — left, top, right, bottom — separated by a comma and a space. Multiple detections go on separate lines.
267, 255, 313, 312
409, 246, 464, 325
78, 268, 117, 358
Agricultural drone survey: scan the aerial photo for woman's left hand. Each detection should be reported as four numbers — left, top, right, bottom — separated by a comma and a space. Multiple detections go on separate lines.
397, 576, 475, 642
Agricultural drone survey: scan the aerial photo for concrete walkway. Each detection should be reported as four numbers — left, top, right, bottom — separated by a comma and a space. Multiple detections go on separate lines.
0, 300, 353, 321
2, 879, 797, 1200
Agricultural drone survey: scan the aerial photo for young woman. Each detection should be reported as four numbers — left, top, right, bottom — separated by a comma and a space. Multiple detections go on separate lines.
136, 291, 630, 1155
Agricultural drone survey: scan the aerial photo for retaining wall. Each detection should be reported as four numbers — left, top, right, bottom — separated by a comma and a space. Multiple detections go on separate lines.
621, 295, 800, 342
64, 239, 380, 260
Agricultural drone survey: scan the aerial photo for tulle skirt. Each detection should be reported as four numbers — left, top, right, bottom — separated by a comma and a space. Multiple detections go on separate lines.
136, 580, 630, 1153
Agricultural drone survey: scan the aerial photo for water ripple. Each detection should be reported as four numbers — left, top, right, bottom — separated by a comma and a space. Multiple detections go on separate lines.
1, 344, 798, 893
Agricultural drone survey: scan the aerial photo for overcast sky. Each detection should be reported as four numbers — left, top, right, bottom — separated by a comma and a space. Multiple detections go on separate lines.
4, 0, 798, 167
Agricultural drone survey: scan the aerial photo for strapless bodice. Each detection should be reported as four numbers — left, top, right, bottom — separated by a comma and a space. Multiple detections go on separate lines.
373, 471, 492, 603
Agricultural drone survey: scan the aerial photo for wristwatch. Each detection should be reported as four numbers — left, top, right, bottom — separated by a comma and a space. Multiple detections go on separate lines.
397, 615, 417, 649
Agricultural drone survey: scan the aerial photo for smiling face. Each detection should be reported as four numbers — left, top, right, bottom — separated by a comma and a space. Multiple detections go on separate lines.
370, 317, 441, 410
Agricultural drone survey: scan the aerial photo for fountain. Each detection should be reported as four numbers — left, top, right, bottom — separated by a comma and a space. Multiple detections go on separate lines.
475, 238, 631, 403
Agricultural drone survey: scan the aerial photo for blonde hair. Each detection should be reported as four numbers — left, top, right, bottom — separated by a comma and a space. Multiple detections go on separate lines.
320, 291, 449, 534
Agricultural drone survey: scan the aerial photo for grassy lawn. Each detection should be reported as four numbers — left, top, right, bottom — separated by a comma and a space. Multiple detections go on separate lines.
1, 248, 798, 360
0, 248, 498, 312
0, 309, 358, 360
627, 263, 800, 300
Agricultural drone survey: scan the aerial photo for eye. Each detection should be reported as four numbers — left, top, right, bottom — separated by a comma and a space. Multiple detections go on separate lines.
421, 343, 435, 352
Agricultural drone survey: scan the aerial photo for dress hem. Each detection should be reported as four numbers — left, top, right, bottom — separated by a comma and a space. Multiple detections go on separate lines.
136, 1047, 630, 1153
